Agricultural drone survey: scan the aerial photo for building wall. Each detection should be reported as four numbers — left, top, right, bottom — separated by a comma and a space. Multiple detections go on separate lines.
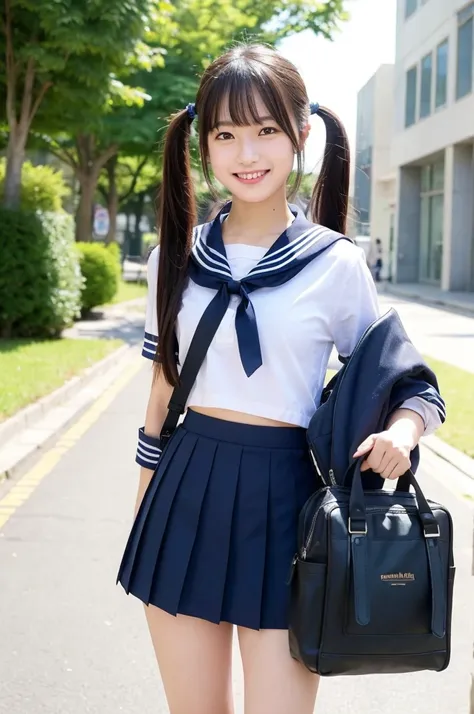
393, 0, 474, 291
354, 65, 396, 277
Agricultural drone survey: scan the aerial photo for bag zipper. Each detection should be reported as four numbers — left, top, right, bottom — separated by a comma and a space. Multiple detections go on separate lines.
301, 503, 419, 560
309, 448, 336, 487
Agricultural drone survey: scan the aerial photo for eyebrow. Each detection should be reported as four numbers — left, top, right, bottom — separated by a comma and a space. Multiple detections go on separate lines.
214, 115, 276, 129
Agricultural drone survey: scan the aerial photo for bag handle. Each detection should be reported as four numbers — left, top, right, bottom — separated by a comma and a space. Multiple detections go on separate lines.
348, 459, 439, 537
347, 459, 445, 637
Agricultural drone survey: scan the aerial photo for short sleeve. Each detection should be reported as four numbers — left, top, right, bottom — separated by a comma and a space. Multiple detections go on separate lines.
328, 244, 444, 435
142, 246, 160, 361
329, 245, 380, 358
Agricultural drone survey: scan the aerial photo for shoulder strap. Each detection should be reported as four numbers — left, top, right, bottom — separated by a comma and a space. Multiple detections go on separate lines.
159, 233, 348, 444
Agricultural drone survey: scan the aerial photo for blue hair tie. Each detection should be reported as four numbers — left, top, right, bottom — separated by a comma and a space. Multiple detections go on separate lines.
310, 102, 320, 116
186, 102, 197, 121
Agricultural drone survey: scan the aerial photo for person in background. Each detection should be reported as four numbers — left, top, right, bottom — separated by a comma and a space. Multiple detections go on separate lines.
372, 237, 383, 282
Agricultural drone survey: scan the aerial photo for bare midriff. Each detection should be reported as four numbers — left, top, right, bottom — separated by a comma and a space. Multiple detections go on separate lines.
189, 405, 298, 428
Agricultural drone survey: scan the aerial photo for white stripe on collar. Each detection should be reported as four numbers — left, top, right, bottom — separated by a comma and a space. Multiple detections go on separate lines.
249, 226, 328, 274
192, 241, 233, 278
248, 227, 334, 278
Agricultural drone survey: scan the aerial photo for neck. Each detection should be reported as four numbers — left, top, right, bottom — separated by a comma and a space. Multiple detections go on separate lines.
222, 188, 294, 247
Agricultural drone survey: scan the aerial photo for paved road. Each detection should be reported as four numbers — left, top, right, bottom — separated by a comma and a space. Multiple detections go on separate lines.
378, 294, 474, 374
0, 355, 473, 714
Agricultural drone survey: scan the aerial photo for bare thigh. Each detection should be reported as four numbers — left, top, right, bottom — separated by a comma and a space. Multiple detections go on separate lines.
238, 626, 320, 714
145, 604, 234, 714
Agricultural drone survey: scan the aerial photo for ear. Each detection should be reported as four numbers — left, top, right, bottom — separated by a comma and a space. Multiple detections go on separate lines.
299, 123, 311, 151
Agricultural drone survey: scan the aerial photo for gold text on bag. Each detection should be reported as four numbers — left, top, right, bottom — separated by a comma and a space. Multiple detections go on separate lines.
380, 572, 416, 585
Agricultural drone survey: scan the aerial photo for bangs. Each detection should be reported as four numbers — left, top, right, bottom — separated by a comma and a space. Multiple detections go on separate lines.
199, 65, 297, 141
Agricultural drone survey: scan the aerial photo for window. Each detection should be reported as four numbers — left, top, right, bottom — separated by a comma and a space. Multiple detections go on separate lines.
405, 0, 417, 18
419, 159, 444, 285
435, 40, 448, 108
405, 66, 418, 127
420, 53, 432, 118
456, 3, 474, 99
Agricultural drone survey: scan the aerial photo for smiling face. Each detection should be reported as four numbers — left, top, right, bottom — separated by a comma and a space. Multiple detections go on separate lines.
207, 92, 306, 204
196, 46, 312, 205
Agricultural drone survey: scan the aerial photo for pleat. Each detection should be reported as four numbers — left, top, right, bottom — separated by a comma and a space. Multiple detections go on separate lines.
128, 432, 199, 604
177, 441, 242, 623
221, 447, 271, 630
260, 448, 302, 628
117, 427, 187, 590
148, 437, 218, 615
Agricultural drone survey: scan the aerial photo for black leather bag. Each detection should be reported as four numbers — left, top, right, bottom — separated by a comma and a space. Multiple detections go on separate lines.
288, 461, 455, 676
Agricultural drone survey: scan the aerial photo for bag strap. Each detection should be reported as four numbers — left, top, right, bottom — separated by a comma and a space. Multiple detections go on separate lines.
159, 233, 347, 445
348, 459, 445, 636
159, 292, 229, 444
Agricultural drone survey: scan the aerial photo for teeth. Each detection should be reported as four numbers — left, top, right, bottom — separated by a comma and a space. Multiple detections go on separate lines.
236, 171, 267, 180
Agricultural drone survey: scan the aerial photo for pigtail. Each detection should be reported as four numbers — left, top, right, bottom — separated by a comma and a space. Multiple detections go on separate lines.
156, 109, 197, 386
308, 107, 350, 235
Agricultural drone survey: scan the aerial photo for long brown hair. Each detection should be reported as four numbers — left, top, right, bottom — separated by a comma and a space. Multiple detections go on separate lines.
156, 43, 350, 385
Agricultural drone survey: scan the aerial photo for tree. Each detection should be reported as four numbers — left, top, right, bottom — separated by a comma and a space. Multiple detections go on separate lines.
0, 0, 161, 208
75, 0, 348, 241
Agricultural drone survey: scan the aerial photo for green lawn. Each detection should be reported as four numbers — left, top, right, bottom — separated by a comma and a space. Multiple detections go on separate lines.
423, 356, 474, 458
108, 280, 147, 305
0, 338, 123, 421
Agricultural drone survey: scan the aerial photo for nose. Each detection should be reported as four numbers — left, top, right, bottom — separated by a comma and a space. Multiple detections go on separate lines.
237, 137, 259, 166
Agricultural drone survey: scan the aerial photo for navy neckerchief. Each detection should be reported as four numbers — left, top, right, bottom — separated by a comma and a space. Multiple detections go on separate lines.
187, 202, 350, 377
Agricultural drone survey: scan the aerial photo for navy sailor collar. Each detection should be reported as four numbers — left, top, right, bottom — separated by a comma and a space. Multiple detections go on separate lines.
188, 201, 347, 376
192, 201, 329, 281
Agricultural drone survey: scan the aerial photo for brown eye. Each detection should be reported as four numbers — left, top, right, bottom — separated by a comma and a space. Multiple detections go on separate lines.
216, 132, 234, 140
259, 127, 277, 135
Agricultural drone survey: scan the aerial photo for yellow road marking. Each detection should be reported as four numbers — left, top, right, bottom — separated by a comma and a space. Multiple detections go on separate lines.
0, 360, 142, 531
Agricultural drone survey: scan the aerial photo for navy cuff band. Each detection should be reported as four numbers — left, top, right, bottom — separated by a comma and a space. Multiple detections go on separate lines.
136, 427, 163, 469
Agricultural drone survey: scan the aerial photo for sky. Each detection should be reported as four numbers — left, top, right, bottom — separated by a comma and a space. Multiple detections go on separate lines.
279, 0, 397, 173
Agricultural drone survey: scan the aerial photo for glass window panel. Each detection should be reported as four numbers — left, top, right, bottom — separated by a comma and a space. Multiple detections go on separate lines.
432, 158, 445, 190
458, 2, 474, 26
405, 66, 418, 126
431, 194, 444, 283
419, 196, 431, 282
435, 40, 448, 108
456, 17, 473, 99
420, 53, 433, 118
421, 165, 431, 192
405, 0, 417, 18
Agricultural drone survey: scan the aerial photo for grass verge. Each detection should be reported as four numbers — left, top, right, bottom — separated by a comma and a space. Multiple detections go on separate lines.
423, 356, 474, 458
109, 280, 147, 305
0, 338, 123, 421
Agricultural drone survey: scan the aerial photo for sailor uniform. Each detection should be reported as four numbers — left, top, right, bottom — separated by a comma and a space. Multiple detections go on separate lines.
118, 203, 445, 629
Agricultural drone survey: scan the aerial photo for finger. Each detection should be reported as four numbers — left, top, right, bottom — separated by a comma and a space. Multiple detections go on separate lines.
364, 439, 387, 473
353, 436, 376, 458
374, 450, 394, 475
380, 457, 401, 480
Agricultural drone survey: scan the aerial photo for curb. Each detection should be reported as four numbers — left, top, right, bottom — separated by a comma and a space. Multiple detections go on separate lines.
0, 344, 137, 485
381, 284, 474, 317
422, 435, 474, 482
0, 343, 130, 450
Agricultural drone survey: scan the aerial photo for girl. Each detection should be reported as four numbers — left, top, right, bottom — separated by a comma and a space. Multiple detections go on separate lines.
117, 43, 444, 714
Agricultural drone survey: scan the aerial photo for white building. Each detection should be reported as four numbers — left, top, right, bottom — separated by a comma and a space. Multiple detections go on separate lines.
392, 0, 474, 292
353, 65, 396, 279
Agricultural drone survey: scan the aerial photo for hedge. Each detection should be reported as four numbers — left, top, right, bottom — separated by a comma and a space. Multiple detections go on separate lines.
76, 243, 121, 312
0, 209, 83, 338
0, 159, 71, 212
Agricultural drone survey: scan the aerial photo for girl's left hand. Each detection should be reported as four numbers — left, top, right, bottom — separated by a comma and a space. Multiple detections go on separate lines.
353, 429, 412, 480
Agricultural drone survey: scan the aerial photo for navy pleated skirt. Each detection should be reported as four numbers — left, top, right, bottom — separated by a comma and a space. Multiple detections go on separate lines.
117, 410, 318, 630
